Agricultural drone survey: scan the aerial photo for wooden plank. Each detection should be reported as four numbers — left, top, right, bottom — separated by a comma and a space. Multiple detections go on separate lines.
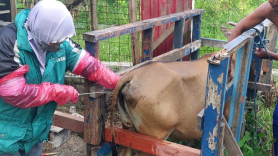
247, 81, 272, 92
260, 23, 278, 84
129, 0, 140, 65
84, 41, 105, 146
116, 40, 201, 76
229, 38, 254, 141
85, 2, 105, 149
10, 0, 16, 22
83, 9, 204, 43
201, 38, 228, 48
84, 92, 106, 145
191, 15, 202, 60
52, 111, 84, 134
223, 118, 243, 156
141, 27, 154, 62
240, 112, 247, 140
173, 18, 185, 49
153, 40, 201, 62
201, 57, 229, 155
195, 108, 204, 132
217, 120, 225, 156
0, 10, 10, 14
105, 125, 200, 156
153, 24, 175, 51
90, 0, 98, 30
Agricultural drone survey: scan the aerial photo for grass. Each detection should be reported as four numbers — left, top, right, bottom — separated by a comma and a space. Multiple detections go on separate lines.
236, 95, 276, 156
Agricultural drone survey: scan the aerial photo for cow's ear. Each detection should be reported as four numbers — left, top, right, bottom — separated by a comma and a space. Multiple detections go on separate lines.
220, 26, 232, 39
220, 22, 237, 39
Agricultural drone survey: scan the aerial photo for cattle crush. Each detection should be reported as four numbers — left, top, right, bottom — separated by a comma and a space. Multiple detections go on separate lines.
52, 9, 278, 156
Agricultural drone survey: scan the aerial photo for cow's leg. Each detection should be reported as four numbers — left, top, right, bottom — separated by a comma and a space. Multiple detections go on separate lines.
224, 98, 232, 121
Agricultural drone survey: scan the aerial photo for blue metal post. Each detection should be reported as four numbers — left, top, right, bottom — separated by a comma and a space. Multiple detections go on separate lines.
191, 15, 202, 60
201, 57, 229, 156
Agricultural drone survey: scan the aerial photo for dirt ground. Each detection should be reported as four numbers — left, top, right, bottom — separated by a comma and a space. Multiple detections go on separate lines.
43, 133, 87, 156
42, 92, 120, 156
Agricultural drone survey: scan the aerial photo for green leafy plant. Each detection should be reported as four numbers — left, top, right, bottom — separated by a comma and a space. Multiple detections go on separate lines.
237, 96, 275, 156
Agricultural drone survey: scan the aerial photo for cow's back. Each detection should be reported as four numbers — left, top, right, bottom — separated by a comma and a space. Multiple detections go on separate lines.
118, 53, 214, 141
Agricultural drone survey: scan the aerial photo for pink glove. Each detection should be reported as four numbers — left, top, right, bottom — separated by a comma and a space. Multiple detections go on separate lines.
73, 50, 120, 89
0, 65, 78, 108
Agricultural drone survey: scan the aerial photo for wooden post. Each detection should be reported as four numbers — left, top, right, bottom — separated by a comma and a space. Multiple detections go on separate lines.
201, 57, 229, 156
223, 118, 243, 156
173, 18, 185, 61
260, 24, 278, 84
173, 18, 185, 49
129, 0, 140, 65
228, 38, 254, 141
84, 1, 105, 155
141, 27, 154, 62
191, 15, 202, 60
10, 0, 16, 22
217, 120, 225, 156
90, 0, 98, 30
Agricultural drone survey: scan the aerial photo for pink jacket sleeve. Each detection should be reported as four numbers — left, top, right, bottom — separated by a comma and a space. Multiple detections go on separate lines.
0, 65, 79, 108
72, 50, 120, 89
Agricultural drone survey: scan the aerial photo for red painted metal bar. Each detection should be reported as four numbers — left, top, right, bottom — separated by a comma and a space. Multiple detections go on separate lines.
105, 125, 200, 156
52, 113, 200, 156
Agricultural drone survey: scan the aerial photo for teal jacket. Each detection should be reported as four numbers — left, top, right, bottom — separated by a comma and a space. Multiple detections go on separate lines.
0, 9, 83, 154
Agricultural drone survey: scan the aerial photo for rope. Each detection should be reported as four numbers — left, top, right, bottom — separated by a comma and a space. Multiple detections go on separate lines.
250, 24, 270, 146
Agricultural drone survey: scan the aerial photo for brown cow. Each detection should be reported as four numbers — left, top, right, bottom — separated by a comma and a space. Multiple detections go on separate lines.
110, 52, 232, 156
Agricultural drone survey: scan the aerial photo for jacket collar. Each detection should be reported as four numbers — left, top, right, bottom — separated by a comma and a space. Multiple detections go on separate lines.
15, 9, 33, 53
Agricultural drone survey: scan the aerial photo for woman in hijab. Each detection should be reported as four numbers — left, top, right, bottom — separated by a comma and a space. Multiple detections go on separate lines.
0, 0, 120, 155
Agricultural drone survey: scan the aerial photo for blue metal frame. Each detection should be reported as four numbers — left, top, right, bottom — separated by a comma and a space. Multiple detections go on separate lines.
201, 57, 229, 155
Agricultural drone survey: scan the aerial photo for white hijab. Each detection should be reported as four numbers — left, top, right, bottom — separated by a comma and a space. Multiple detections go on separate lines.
25, 0, 76, 75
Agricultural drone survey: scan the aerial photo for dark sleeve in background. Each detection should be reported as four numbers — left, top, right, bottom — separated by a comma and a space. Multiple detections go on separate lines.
0, 23, 20, 79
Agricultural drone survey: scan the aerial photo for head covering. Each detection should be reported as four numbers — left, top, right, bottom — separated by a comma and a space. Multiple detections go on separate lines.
25, 0, 76, 75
